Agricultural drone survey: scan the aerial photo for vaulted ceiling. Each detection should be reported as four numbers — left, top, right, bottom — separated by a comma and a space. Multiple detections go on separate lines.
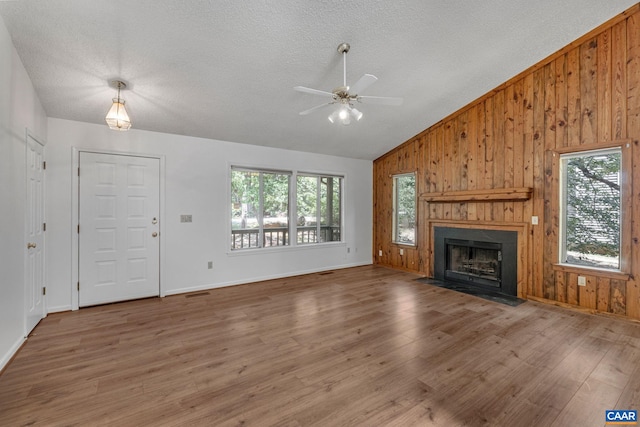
0, 1, 636, 160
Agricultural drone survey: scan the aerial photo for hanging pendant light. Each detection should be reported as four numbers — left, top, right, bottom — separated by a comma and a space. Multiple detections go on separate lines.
105, 80, 131, 131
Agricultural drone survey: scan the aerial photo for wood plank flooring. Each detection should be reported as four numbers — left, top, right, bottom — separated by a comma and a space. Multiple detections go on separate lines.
1, 265, 640, 426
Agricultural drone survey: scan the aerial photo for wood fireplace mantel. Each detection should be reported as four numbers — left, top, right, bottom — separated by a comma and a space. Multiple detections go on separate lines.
420, 187, 533, 203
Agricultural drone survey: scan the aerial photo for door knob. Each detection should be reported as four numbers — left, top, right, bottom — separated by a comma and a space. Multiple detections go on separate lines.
27, 242, 37, 249
152, 232, 158, 238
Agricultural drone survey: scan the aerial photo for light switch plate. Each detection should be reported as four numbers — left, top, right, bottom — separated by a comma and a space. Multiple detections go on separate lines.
180, 215, 192, 223
578, 276, 586, 286
531, 216, 539, 225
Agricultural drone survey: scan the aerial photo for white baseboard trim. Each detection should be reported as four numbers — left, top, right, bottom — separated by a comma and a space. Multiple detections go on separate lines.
41, 263, 374, 311
47, 305, 72, 314
0, 336, 26, 373
164, 262, 372, 296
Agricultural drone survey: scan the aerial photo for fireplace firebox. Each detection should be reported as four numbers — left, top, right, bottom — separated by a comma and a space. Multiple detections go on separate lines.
433, 227, 517, 297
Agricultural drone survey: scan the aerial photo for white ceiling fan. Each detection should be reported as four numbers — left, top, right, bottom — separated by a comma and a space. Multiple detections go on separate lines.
294, 42, 403, 125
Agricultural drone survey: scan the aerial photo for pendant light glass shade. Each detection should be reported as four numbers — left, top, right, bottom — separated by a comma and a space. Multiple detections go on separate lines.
105, 81, 131, 131
105, 98, 131, 130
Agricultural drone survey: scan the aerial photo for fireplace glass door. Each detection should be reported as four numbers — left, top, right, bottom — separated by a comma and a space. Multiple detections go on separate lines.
445, 238, 502, 288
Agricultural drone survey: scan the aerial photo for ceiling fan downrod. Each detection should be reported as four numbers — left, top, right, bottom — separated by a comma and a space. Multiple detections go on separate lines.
338, 42, 350, 89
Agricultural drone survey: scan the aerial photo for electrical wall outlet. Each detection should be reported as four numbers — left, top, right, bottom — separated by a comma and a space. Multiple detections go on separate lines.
531, 216, 539, 225
399, 248, 404, 256
578, 276, 586, 286
347, 247, 351, 253
208, 261, 213, 269
379, 250, 383, 257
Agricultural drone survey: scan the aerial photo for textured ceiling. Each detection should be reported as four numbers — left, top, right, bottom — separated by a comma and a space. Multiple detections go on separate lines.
0, 1, 636, 160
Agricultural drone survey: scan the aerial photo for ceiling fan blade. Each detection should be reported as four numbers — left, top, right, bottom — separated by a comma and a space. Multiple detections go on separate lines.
299, 102, 333, 116
349, 74, 378, 95
294, 86, 334, 97
357, 95, 404, 106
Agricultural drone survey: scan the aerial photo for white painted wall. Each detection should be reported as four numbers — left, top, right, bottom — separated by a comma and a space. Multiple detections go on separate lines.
0, 11, 371, 368
0, 15, 47, 369
46, 118, 372, 311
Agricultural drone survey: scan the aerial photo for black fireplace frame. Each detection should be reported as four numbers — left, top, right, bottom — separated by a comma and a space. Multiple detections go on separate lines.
433, 227, 518, 297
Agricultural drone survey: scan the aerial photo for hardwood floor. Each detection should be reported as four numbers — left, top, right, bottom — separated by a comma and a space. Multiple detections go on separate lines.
1, 265, 639, 426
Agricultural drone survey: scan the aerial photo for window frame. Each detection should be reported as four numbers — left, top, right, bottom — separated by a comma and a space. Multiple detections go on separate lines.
295, 172, 344, 245
230, 166, 292, 250
229, 166, 344, 251
391, 172, 417, 246
555, 142, 631, 274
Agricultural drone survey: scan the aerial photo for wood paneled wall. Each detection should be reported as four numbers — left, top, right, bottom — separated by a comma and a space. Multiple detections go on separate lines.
373, 4, 640, 320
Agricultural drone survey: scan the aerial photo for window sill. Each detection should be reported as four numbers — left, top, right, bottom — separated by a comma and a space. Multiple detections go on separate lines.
553, 263, 630, 281
391, 242, 417, 248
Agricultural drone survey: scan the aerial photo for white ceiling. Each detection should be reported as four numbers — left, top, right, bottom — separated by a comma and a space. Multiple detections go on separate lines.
0, 1, 636, 160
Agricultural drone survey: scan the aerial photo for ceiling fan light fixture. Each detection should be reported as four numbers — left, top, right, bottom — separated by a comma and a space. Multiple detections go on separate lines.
328, 104, 353, 125
338, 106, 349, 121
327, 109, 339, 124
105, 80, 131, 131
350, 106, 363, 121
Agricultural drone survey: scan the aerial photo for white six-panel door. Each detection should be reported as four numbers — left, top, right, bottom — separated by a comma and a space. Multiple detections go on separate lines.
25, 134, 45, 334
79, 152, 160, 307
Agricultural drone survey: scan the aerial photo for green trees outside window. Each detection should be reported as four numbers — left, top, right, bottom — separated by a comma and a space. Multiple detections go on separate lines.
231, 167, 342, 250
296, 175, 342, 244
231, 168, 290, 249
392, 173, 416, 245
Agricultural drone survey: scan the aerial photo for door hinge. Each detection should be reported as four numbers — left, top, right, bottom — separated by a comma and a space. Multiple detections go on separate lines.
77, 282, 80, 291
78, 167, 80, 176
77, 224, 80, 233
43, 161, 46, 170
43, 222, 46, 231
42, 287, 46, 296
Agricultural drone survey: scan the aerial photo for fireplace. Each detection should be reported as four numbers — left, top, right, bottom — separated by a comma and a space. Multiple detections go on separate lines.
433, 227, 518, 297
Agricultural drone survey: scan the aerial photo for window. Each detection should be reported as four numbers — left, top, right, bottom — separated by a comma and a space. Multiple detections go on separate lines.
230, 167, 290, 249
392, 173, 416, 245
296, 174, 342, 244
230, 168, 343, 250
559, 147, 621, 270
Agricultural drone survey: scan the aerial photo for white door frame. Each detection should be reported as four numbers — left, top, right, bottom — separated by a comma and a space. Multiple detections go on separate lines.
71, 148, 166, 310
24, 129, 46, 334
